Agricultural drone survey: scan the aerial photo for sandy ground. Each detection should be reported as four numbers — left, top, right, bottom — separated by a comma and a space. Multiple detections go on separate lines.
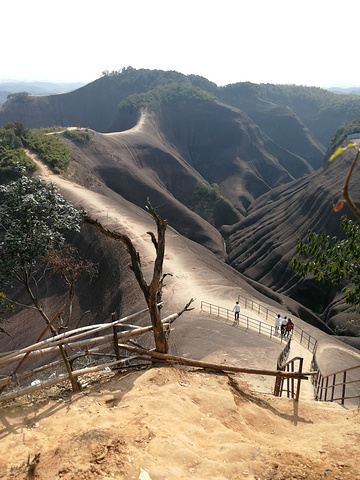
1, 153, 359, 479
0, 366, 359, 480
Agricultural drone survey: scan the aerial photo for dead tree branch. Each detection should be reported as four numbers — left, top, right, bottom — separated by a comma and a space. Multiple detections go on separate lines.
85, 198, 170, 353
342, 148, 360, 221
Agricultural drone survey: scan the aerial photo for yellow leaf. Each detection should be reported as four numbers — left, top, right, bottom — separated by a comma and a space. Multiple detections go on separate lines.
329, 143, 355, 161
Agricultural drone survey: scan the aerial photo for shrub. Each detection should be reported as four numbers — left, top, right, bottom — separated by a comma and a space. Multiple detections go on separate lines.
0, 123, 36, 180
63, 128, 94, 144
25, 129, 72, 173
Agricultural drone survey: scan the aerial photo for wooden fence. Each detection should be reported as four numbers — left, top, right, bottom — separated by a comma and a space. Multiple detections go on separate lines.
0, 302, 315, 403
0, 307, 162, 402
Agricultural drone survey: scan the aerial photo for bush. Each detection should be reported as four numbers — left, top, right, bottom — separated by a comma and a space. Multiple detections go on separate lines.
63, 128, 94, 144
330, 117, 360, 150
334, 324, 348, 336
188, 182, 232, 224
25, 129, 72, 173
0, 123, 36, 181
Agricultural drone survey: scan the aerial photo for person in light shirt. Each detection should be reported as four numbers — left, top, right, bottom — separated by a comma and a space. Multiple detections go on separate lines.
275, 314, 281, 335
232, 301, 240, 326
281, 316, 288, 336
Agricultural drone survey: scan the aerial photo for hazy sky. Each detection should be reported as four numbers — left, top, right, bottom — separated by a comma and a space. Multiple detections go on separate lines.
2, 0, 359, 88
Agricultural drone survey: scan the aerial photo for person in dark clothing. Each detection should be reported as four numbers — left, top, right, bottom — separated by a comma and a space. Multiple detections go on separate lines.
286, 319, 294, 337
281, 316, 288, 336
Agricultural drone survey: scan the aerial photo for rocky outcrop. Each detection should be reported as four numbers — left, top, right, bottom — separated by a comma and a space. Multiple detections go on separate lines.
224, 147, 360, 331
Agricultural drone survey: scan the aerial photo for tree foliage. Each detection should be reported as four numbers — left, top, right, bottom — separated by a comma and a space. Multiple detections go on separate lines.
290, 216, 360, 312
0, 175, 86, 391
0, 123, 36, 180
0, 291, 13, 335
117, 83, 214, 114
330, 117, 360, 150
0, 175, 84, 283
44, 245, 98, 330
62, 128, 94, 144
188, 182, 232, 224
101, 66, 217, 93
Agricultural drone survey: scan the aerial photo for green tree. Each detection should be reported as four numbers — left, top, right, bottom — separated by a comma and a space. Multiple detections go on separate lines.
0, 175, 85, 391
0, 123, 36, 180
0, 291, 13, 336
0, 176, 83, 282
290, 215, 360, 313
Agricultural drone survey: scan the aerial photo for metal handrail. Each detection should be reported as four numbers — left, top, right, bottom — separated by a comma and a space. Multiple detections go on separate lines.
311, 356, 360, 405
200, 300, 313, 350
237, 295, 318, 354
200, 300, 289, 343
201, 298, 360, 406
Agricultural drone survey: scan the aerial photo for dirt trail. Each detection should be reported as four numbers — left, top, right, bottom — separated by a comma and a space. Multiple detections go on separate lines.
0, 366, 359, 480
1, 153, 358, 479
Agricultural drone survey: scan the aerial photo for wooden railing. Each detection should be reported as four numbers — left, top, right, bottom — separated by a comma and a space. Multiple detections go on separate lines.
0, 305, 312, 403
275, 354, 304, 401
0, 307, 159, 402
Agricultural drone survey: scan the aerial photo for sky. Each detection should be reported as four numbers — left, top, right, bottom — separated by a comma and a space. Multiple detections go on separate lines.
2, 0, 360, 89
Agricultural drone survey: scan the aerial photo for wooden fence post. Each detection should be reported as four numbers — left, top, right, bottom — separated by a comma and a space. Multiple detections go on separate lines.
112, 313, 120, 361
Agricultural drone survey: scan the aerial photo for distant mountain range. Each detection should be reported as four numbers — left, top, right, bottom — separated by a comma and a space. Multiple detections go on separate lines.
1, 68, 360, 341
328, 86, 360, 95
0, 81, 86, 104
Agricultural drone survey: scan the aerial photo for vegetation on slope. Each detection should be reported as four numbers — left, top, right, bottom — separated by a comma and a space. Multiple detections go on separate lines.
218, 82, 360, 147
101, 66, 217, 95
62, 128, 94, 144
0, 123, 36, 180
116, 83, 214, 114
330, 117, 360, 150
0, 123, 76, 180
188, 182, 234, 226
26, 128, 72, 173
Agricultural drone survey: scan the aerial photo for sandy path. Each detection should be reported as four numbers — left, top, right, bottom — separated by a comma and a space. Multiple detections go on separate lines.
27, 153, 359, 404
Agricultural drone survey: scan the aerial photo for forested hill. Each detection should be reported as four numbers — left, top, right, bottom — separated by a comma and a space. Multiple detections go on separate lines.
2, 67, 360, 159
1, 68, 360, 339
217, 82, 360, 148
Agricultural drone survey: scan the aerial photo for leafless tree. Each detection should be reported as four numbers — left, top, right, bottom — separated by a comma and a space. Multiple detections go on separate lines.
85, 199, 174, 353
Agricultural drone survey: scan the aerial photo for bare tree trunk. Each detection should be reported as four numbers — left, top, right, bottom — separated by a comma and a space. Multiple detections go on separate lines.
58, 343, 82, 393
148, 295, 168, 353
22, 271, 82, 393
85, 198, 169, 353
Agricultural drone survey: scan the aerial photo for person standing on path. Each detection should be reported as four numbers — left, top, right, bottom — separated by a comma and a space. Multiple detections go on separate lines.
232, 301, 240, 326
281, 316, 288, 336
275, 314, 281, 335
285, 319, 294, 337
